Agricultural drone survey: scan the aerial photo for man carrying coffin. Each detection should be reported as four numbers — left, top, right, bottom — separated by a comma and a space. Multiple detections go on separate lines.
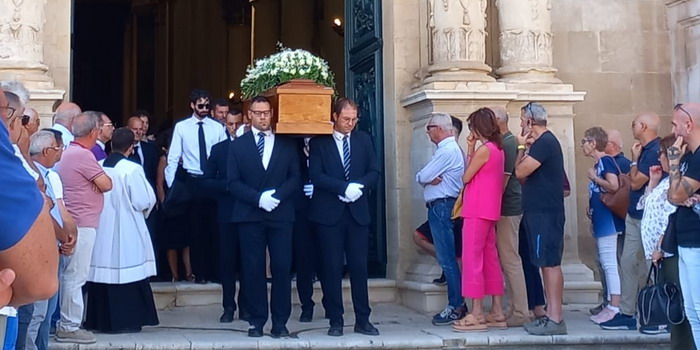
84, 128, 159, 333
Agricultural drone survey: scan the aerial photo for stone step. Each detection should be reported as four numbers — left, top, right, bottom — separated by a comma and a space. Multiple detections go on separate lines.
152, 278, 398, 310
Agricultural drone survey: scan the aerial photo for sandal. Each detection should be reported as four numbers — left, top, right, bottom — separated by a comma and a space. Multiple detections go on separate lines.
485, 313, 508, 329
452, 314, 487, 332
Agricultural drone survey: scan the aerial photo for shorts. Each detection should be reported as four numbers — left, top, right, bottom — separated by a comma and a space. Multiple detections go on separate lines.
521, 210, 565, 268
416, 218, 463, 258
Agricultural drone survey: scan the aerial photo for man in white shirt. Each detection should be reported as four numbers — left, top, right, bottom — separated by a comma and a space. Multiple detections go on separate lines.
165, 89, 226, 284
51, 102, 81, 147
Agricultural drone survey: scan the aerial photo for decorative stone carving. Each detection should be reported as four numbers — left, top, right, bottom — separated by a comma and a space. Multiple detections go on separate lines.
0, 0, 47, 67
496, 0, 560, 83
424, 0, 493, 84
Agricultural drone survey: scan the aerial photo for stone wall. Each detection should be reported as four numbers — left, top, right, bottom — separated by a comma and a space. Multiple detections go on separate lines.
550, 0, 672, 269
666, 0, 700, 103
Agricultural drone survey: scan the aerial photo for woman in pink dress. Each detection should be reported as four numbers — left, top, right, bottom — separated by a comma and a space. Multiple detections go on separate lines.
453, 108, 505, 332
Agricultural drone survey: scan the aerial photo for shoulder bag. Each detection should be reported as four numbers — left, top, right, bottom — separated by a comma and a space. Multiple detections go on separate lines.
600, 156, 630, 219
637, 263, 685, 328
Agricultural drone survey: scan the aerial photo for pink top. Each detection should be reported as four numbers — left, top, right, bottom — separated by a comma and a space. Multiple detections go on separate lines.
461, 141, 505, 221
56, 142, 106, 228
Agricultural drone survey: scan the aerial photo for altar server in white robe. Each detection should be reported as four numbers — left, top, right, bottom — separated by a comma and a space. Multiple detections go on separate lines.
85, 127, 159, 333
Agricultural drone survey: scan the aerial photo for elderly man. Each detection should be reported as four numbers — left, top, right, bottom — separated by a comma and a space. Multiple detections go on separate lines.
55, 111, 113, 344
52, 102, 81, 147
90, 113, 114, 161
23, 108, 41, 136
515, 102, 566, 335
600, 113, 661, 331
416, 112, 466, 326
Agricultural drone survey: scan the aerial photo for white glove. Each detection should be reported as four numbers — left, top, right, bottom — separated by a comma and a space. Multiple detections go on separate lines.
344, 183, 364, 202
258, 189, 280, 212
303, 184, 314, 198
338, 195, 353, 203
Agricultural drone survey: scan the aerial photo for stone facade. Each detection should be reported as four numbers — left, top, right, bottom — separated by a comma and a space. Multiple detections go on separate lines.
3, 0, 689, 313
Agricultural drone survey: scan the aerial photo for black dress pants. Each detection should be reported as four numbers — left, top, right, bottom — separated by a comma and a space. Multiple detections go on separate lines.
293, 210, 320, 313
185, 175, 217, 281
239, 221, 293, 329
316, 208, 371, 327
218, 222, 244, 312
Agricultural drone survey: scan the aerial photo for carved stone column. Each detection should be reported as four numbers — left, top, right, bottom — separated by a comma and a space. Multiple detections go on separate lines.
424, 0, 494, 84
495, 0, 560, 83
0, 0, 65, 128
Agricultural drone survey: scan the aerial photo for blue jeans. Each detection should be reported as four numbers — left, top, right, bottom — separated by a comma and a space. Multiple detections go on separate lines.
427, 198, 463, 308
679, 246, 700, 344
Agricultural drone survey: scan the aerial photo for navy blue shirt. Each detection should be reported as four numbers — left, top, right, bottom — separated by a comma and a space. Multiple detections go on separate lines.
628, 138, 661, 219
589, 156, 625, 237
522, 131, 565, 212
676, 149, 700, 248
0, 121, 43, 250
613, 153, 632, 174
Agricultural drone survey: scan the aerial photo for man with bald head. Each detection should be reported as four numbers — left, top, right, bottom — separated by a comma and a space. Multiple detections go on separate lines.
52, 102, 81, 147
126, 116, 158, 189
23, 108, 40, 137
600, 113, 661, 331
668, 102, 700, 343
605, 129, 632, 174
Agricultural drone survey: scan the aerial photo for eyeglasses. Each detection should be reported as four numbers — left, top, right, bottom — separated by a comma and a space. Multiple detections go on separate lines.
196, 104, 211, 110
675, 103, 692, 120
0, 105, 16, 120
102, 122, 114, 128
426, 124, 438, 131
45, 146, 62, 152
580, 138, 593, 145
249, 110, 272, 118
21, 115, 30, 126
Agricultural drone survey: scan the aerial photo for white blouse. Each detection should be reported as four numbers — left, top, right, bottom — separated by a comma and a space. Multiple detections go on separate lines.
637, 177, 677, 259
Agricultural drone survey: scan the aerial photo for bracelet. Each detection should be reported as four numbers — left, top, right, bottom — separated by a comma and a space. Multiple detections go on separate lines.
630, 162, 638, 167
517, 145, 527, 151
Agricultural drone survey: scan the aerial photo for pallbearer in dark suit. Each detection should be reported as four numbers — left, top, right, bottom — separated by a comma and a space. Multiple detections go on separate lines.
308, 98, 381, 337
227, 96, 300, 338
204, 113, 245, 323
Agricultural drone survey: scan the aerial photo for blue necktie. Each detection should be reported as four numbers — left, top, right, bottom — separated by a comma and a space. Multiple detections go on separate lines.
257, 132, 265, 158
197, 121, 207, 172
343, 135, 351, 180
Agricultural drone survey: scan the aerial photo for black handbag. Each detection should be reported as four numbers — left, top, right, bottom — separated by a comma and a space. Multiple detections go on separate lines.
637, 263, 685, 327
661, 212, 678, 255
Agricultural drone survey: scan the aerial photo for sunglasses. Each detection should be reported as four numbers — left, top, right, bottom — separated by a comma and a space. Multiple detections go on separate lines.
196, 104, 211, 110
675, 103, 692, 120
426, 124, 438, 131
21, 115, 30, 126
524, 102, 536, 118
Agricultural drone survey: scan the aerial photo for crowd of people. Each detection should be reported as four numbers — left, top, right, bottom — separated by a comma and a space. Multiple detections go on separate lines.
3, 77, 700, 349
414, 101, 700, 349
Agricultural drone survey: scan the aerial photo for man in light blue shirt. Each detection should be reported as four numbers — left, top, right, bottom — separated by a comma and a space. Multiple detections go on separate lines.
415, 113, 466, 325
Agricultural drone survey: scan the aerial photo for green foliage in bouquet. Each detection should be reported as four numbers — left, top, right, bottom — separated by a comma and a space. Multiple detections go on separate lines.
241, 46, 336, 100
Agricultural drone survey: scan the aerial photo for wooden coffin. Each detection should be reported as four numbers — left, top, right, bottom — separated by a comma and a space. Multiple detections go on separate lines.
263, 79, 334, 135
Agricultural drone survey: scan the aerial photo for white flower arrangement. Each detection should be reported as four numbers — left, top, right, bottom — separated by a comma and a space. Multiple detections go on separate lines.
241, 45, 336, 100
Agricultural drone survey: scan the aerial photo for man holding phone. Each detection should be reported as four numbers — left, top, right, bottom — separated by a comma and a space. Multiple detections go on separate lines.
514, 102, 567, 336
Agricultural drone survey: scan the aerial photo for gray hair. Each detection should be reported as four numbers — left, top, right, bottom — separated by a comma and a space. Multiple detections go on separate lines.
429, 113, 455, 132
521, 102, 548, 125
4, 91, 22, 111
0, 81, 30, 105
29, 130, 56, 156
71, 111, 101, 137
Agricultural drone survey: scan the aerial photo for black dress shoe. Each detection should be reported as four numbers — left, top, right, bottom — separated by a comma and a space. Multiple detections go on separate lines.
248, 327, 263, 338
354, 322, 379, 336
299, 309, 313, 323
270, 326, 290, 338
327, 325, 343, 337
219, 308, 235, 323
239, 310, 251, 322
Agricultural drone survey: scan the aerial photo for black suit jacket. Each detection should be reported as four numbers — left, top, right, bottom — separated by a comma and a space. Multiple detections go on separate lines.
294, 138, 312, 211
227, 132, 300, 223
308, 131, 380, 226
203, 139, 234, 223
129, 140, 158, 190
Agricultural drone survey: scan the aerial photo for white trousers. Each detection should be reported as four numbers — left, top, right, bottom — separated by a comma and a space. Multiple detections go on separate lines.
597, 234, 621, 299
57, 227, 96, 332
679, 246, 700, 345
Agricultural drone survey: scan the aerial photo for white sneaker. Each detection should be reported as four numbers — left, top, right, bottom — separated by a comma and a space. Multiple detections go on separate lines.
590, 307, 617, 324
55, 329, 97, 344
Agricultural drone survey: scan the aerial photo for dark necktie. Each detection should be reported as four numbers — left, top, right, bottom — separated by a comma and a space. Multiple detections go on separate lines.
342, 135, 351, 180
257, 132, 265, 158
130, 144, 142, 165
198, 121, 207, 173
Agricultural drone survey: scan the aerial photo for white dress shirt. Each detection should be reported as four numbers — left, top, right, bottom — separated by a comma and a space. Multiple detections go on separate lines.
332, 130, 350, 168
415, 136, 465, 202
12, 144, 39, 180
165, 115, 226, 186
251, 126, 275, 170
51, 123, 74, 147
96, 140, 106, 151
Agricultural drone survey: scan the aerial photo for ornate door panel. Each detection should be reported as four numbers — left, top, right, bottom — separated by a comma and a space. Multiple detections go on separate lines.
345, 0, 385, 277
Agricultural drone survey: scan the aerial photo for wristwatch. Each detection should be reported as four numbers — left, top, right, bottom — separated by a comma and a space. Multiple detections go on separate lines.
517, 145, 527, 151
